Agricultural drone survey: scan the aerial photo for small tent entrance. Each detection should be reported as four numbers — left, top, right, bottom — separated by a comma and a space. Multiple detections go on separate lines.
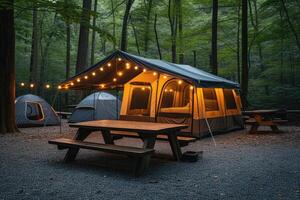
157, 79, 193, 133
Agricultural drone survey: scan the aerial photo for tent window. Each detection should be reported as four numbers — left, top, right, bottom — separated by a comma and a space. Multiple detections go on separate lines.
159, 80, 192, 114
128, 86, 151, 116
26, 102, 44, 121
203, 88, 219, 111
224, 89, 237, 109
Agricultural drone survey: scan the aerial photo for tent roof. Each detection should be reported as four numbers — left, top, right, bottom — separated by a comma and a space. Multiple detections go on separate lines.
60, 50, 239, 90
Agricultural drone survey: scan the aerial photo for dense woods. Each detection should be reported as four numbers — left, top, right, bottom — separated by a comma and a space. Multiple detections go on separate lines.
0, 0, 300, 133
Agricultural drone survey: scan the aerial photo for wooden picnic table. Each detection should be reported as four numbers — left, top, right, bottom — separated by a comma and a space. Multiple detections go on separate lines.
243, 109, 287, 134
49, 120, 188, 176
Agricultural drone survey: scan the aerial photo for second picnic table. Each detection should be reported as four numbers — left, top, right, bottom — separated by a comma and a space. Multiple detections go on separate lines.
243, 109, 287, 134
49, 120, 188, 176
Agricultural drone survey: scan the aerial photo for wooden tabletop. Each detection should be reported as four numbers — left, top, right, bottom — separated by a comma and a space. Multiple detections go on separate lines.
69, 120, 188, 134
243, 109, 278, 115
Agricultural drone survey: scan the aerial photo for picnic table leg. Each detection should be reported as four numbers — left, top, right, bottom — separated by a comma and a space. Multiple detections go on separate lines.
249, 124, 259, 134
167, 132, 182, 161
64, 128, 92, 162
134, 133, 157, 176
101, 129, 114, 144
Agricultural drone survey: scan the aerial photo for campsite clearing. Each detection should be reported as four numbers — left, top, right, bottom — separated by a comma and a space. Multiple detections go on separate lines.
0, 120, 299, 200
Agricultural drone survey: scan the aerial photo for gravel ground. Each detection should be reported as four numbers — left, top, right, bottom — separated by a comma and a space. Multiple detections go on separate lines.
0, 121, 299, 200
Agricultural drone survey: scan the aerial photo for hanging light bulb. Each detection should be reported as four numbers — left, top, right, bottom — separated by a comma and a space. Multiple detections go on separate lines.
70, 82, 74, 86
164, 89, 168, 92
92, 72, 96, 76
100, 84, 105, 88
84, 75, 88, 80
134, 66, 138, 70
117, 71, 123, 76
65, 85, 69, 89
77, 78, 81, 82
142, 87, 145, 91
113, 78, 117, 82
143, 69, 147, 72
163, 75, 167, 79
58, 85, 62, 89
178, 80, 182, 84
45, 84, 50, 89
107, 63, 111, 67
190, 86, 194, 90
100, 67, 104, 71
30, 83, 34, 88
20, 82, 25, 87
118, 57, 122, 61
153, 72, 157, 76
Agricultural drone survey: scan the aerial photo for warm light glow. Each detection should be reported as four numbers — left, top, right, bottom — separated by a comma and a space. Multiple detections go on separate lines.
100, 67, 104, 71
190, 86, 194, 90
45, 84, 50, 89
92, 72, 96, 76
118, 57, 122, 61
70, 82, 74, 86
65, 86, 69, 89
20, 82, 25, 86
178, 80, 182, 84
126, 63, 130, 67
164, 89, 168, 92
143, 69, 147, 72
77, 78, 81, 82
113, 78, 117, 82
163, 75, 167, 79
107, 63, 111, 67
142, 87, 145, 91
169, 89, 173, 92
58, 85, 62, 89
117, 71, 123, 76
84, 75, 88, 79
134, 66, 138, 70
153, 72, 157, 76
100, 84, 105, 88
30, 84, 34, 88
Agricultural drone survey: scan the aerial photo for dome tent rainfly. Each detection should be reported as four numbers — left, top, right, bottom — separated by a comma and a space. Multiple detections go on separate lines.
15, 94, 60, 127
69, 91, 121, 123
59, 50, 243, 138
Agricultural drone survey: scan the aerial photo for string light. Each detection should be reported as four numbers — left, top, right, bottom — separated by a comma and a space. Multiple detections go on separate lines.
92, 72, 96, 76
142, 87, 145, 91
143, 69, 147, 72
117, 71, 123, 76
163, 75, 167, 79
20, 82, 25, 87
169, 89, 173, 92
164, 89, 168, 92
84, 75, 88, 80
100, 67, 104, 71
65, 85, 69, 89
134, 66, 138, 70
30, 84, 34, 88
70, 82, 74, 86
100, 84, 105, 88
178, 80, 182, 84
113, 78, 117, 82
118, 57, 122, 61
45, 84, 50, 89
77, 78, 81, 82
107, 63, 111, 67
58, 85, 62, 89
153, 72, 157, 76
190, 86, 194, 90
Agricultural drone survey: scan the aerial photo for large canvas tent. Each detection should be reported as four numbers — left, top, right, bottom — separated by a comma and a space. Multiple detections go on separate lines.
69, 92, 121, 123
59, 50, 243, 138
15, 94, 60, 127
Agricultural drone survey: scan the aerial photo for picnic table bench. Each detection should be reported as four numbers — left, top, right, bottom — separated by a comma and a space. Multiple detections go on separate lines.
243, 110, 288, 134
49, 120, 188, 176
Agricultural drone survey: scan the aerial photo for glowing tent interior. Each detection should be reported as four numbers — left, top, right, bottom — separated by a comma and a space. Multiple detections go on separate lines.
59, 50, 243, 138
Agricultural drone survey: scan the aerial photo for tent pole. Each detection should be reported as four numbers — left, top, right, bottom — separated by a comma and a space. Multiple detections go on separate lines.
59, 91, 62, 135
154, 73, 160, 122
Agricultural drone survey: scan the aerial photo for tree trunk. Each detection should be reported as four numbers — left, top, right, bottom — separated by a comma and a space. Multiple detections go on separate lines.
211, 0, 218, 75
280, 0, 300, 52
76, 0, 92, 73
120, 0, 134, 51
65, 0, 71, 105
90, 0, 98, 65
237, 0, 241, 83
168, 0, 177, 63
0, 0, 19, 133
29, 6, 39, 93
154, 13, 162, 59
279, 8, 284, 84
241, 0, 249, 107
144, 0, 153, 55
111, 0, 116, 50
177, 0, 183, 63
131, 19, 140, 55
193, 50, 197, 67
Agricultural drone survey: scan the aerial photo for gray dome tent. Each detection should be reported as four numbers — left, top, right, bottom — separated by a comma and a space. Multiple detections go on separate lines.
68, 92, 121, 123
15, 94, 60, 127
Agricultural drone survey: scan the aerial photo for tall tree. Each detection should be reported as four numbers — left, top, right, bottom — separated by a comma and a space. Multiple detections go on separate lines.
111, 0, 116, 50
211, 0, 218, 75
154, 13, 162, 59
76, 0, 92, 73
90, 0, 98, 65
120, 0, 135, 51
177, 0, 183, 63
241, 0, 249, 107
168, 0, 177, 63
236, 0, 241, 83
144, 0, 153, 55
0, 0, 19, 133
29, 5, 39, 93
